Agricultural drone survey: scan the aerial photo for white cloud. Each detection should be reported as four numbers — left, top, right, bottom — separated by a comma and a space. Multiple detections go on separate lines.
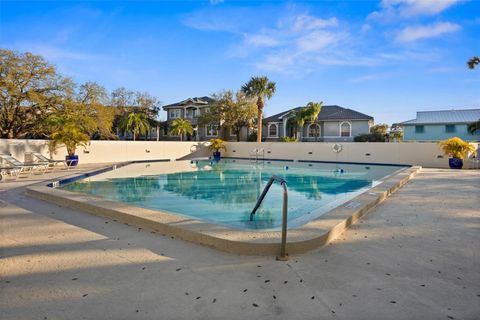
361, 24, 372, 32
350, 74, 384, 83
254, 52, 298, 73
291, 15, 338, 32
12, 43, 99, 61
369, 0, 462, 20
395, 22, 461, 42
244, 34, 279, 47
183, 6, 451, 75
398, 0, 462, 17
237, 14, 355, 73
296, 30, 346, 53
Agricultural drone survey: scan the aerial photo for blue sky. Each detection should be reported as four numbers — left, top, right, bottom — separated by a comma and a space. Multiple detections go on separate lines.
1, 0, 479, 124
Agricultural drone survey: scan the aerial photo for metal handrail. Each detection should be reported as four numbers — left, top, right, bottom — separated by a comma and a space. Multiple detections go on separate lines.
250, 175, 289, 261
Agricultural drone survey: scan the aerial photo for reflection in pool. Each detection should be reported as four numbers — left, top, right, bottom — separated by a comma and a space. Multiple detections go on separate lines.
62, 160, 404, 230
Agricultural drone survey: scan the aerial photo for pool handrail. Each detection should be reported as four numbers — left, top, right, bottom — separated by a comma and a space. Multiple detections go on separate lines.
250, 175, 289, 261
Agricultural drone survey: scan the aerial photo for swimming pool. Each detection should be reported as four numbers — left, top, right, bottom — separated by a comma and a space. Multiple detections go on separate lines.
60, 159, 405, 230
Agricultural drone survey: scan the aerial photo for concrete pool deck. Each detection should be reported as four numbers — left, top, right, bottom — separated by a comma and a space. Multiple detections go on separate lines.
0, 166, 479, 319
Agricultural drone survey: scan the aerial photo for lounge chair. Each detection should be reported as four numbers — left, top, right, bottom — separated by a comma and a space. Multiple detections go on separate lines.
0, 154, 44, 178
0, 164, 24, 181
25, 152, 69, 172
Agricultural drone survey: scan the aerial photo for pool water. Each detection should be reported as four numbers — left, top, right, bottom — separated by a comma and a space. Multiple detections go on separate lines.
61, 160, 404, 230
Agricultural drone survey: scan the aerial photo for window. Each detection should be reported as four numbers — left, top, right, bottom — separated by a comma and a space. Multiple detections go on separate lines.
308, 124, 320, 138
229, 128, 237, 137
169, 109, 181, 119
206, 124, 219, 137
340, 122, 351, 137
415, 125, 424, 133
445, 124, 456, 133
268, 124, 278, 137
185, 108, 197, 118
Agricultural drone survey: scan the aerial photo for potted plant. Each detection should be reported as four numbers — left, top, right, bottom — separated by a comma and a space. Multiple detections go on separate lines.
51, 121, 90, 167
439, 137, 476, 169
208, 138, 226, 161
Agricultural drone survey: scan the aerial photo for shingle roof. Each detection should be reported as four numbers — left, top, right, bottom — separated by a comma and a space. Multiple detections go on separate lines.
163, 96, 215, 109
400, 109, 480, 125
264, 105, 373, 122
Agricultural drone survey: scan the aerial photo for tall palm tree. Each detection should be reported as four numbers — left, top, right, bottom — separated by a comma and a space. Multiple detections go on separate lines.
468, 119, 480, 135
119, 112, 150, 141
467, 56, 479, 69
241, 76, 276, 143
169, 118, 193, 141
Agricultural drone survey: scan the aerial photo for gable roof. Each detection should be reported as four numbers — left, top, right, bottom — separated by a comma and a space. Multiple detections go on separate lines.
264, 105, 373, 122
400, 109, 480, 125
163, 96, 215, 109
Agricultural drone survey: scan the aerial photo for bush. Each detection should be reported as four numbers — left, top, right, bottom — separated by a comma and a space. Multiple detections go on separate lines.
247, 132, 265, 142
354, 133, 385, 142
281, 136, 298, 142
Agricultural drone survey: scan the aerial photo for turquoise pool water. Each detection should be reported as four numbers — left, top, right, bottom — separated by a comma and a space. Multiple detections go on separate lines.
61, 160, 404, 230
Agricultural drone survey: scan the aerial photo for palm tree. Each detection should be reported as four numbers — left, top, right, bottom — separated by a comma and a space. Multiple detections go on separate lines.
241, 76, 276, 143
119, 112, 150, 141
169, 118, 193, 141
290, 108, 307, 140
467, 56, 479, 69
304, 102, 322, 141
48, 116, 90, 156
288, 102, 322, 140
468, 119, 480, 135
304, 102, 322, 122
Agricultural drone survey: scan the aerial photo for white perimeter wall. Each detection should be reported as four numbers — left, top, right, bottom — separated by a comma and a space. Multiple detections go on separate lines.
223, 142, 479, 169
1, 139, 478, 169
0, 139, 210, 164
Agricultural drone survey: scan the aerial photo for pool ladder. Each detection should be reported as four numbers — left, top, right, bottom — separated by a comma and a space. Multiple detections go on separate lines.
250, 175, 289, 261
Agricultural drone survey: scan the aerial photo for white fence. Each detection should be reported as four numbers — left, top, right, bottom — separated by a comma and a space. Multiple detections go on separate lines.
1, 139, 478, 168
0, 139, 210, 164
223, 142, 479, 169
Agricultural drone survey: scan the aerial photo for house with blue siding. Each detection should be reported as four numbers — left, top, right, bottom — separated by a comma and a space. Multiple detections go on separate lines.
399, 109, 480, 142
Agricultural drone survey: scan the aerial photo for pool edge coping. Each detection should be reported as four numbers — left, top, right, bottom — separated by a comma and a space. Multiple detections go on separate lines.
25, 163, 422, 256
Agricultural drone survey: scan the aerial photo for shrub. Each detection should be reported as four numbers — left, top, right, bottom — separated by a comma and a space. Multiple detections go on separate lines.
354, 133, 385, 142
281, 136, 298, 142
247, 132, 265, 142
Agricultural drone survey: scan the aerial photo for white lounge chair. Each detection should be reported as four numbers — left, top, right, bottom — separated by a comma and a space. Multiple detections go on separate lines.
0, 154, 43, 179
25, 152, 69, 172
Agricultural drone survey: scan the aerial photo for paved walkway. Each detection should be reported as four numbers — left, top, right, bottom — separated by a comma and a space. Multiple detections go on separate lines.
0, 168, 479, 320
